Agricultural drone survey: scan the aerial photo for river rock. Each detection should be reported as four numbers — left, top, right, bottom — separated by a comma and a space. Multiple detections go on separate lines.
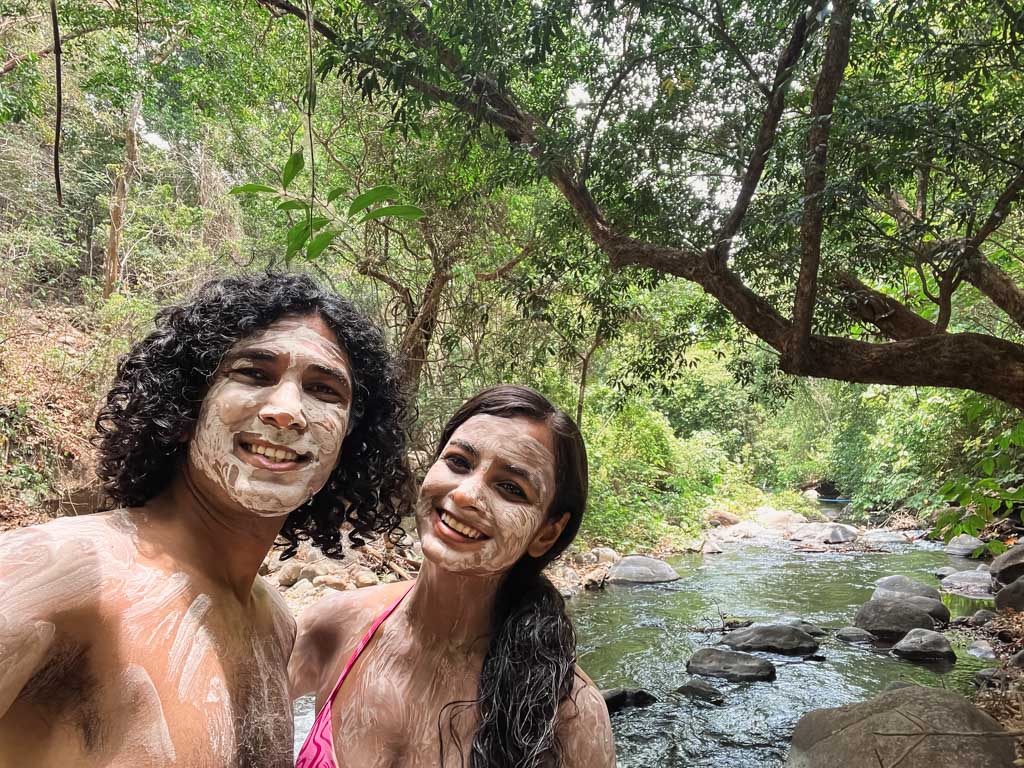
701, 538, 724, 555
967, 640, 997, 660
944, 533, 984, 557
608, 555, 679, 583
276, 561, 303, 588
313, 573, 354, 591
705, 509, 741, 527
353, 568, 379, 587
721, 624, 819, 655
675, 677, 725, 705
933, 566, 957, 579
836, 626, 876, 644
299, 560, 335, 582
786, 686, 1013, 768
940, 569, 993, 597
790, 522, 859, 544
872, 574, 941, 602
601, 688, 656, 713
753, 506, 807, 534
687, 648, 776, 682
971, 609, 997, 626
861, 529, 910, 545
721, 520, 774, 540
903, 596, 951, 624
892, 628, 956, 662
1009, 649, 1024, 668
854, 599, 934, 641
287, 579, 317, 599
995, 575, 1024, 612
883, 680, 917, 691
759, 614, 826, 637
592, 546, 620, 564
976, 563, 990, 571
991, 542, 1024, 586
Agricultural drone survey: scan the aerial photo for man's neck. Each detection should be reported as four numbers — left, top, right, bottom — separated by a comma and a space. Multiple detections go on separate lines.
401, 559, 502, 655
139, 469, 287, 606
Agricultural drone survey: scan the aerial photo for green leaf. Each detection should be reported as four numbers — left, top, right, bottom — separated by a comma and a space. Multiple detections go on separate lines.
282, 150, 305, 189
285, 220, 311, 259
348, 185, 400, 217
981, 457, 995, 475
277, 200, 310, 212
229, 183, 278, 195
360, 204, 426, 223
326, 187, 347, 204
306, 230, 339, 261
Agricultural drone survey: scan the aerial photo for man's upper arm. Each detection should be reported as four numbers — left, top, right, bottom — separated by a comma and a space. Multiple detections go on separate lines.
558, 675, 616, 768
0, 524, 101, 717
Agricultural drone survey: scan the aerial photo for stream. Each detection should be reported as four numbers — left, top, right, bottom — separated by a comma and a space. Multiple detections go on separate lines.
293, 536, 995, 765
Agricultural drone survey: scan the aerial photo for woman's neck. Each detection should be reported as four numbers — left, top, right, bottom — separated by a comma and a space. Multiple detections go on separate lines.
401, 559, 504, 655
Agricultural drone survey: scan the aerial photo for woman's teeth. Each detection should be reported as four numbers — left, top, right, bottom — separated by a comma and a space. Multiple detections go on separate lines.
440, 511, 485, 540
244, 442, 301, 462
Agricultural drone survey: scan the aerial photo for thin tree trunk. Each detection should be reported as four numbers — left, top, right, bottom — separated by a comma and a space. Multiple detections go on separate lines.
398, 270, 449, 397
575, 332, 604, 428
103, 93, 142, 298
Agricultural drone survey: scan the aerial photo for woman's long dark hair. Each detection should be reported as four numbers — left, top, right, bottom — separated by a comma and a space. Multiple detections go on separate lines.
434, 385, 588, 768
94, 272, 413, 557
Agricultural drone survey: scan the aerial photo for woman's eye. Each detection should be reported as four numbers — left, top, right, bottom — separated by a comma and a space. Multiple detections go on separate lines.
499, 482, 526, 499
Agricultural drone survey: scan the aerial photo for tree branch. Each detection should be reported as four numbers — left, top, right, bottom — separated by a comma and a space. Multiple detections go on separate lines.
834, 272, 939, 339
789, 0, 854, 366
49, 0, 62, 206
712, 0, 826, 266
0, 25, 103, 78
475, 244, 531, 281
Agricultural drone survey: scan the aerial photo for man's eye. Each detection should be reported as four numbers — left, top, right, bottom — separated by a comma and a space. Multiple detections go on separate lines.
443, 454, 470, 471
233, 367, 268, 381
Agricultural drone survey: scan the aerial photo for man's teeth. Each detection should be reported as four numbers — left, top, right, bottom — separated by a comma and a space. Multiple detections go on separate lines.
440, 511, 484, 540
245, 442, 300, 462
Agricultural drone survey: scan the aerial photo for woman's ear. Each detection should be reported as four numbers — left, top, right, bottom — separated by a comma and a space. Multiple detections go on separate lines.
527, 512, 570, 558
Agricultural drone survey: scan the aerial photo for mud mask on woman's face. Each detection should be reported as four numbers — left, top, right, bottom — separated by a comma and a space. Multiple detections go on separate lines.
187, 315, 353, 517
416, 415, 559, 575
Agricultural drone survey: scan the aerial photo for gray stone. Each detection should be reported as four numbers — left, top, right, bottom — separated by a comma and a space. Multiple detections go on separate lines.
760, 614, 826, 637
721, 624, 819, 656
903, 596, 951, 624
883, 680, 917, 691
753, 506, 808, 534
836, 626, 876, 644
276, 561, 303, 588
967, 640, 997, 660
992, 542, 1024, 587
700, 538, 724, 555
933, 566, 957, 579
940, 569, 994, 597
675, 677, 724, 705
892, 628, 956, 662
944, 533, 985, 557
786, 686, 1013, 768
686, 648, 776, 682
872, 575, 941, 602
721, 520, 774, 540
607, 555, 679, 584
971, 609, 997, 627
299, 560, 334, 582
354, 569, 379, 588
790, 522, 859, 544
861, 530, 910, 545
995, 575, 1024, 612
286, 579, 316, 599
854, 599, 934, 641
601, 688, 656, 713
592, 547, 620, 564
975, 668, 1011, 689
705, 509, 741, 527
1009, 649, 1024, 668
976, 563, 990, 572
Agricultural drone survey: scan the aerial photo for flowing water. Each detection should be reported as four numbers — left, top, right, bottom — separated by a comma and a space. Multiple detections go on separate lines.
294, 537, 995, 765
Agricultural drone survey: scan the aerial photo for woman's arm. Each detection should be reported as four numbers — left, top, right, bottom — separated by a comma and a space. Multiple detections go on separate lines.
288, 594, 349, 700
557, 671, 616, 768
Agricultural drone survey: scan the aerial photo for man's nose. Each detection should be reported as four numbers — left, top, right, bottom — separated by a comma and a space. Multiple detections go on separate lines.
258, 380, 307, 430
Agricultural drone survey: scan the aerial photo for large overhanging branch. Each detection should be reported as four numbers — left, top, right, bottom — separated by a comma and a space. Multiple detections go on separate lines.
256, 0, 1024, 410
789, 0, 854, 367
834, 272, 939, 340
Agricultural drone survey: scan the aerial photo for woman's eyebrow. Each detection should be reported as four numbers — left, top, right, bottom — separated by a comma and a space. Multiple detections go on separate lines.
503, 463, 541, 491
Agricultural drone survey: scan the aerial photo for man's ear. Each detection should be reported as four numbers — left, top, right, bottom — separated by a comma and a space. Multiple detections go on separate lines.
527, 512, 570, 558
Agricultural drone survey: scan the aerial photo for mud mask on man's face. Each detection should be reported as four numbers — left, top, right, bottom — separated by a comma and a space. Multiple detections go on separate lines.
187, 315, 353, 517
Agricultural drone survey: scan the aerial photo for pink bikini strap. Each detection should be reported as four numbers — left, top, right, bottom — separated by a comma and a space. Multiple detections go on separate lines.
322, 582, 414, 709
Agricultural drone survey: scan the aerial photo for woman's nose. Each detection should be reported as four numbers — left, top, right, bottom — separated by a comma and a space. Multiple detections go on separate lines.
258, 380, 307, 430
450, 473, 486, 511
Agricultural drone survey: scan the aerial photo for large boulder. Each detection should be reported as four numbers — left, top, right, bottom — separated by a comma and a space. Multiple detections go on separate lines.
601, 688, 656, 713
790, 522, 859, 544
757, 613, 826, 637
991, 542, 1024, 587
861, 529, 911, 546
786, 686, 1013, 768
721, 624, 819, 656
854, 599, 935, 641
686, 648, 776, 682
872, 575, 941, 602
592, 546, 620, 564
705, 509, 741, 527
903, 596, 951, 624
933, 566, 957, 579
675, 677, 725, 705
944, 533, 984, 557
995, 576, 1024, 612
753, 506, 808, 534
720, 520, 774, 540
891, 628, 956, 662
836, 627, 876, 644
607, 555, 680, 584
940, 569, 994, 597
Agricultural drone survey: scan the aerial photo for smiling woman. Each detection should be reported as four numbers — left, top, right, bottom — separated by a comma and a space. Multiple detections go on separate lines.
289, 385, 616, 768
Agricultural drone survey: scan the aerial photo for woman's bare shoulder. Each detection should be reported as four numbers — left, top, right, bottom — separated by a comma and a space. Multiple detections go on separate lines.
557, 667, 615, 768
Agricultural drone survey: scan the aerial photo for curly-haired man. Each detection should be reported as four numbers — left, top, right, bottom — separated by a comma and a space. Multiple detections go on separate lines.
0, 273, 412, 767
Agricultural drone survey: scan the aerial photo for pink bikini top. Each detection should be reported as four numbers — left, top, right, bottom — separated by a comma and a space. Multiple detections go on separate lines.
296, 584, 414, 768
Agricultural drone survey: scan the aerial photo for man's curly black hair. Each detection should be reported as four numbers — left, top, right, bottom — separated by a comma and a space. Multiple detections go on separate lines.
94, 272, 413, 558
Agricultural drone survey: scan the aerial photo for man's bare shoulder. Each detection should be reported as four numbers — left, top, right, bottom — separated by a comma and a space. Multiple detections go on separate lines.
253, 574, 297, 651
299, 579, 409, 646
557, 667, 616, 768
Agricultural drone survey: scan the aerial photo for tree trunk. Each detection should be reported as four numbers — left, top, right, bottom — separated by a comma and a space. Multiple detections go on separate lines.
398, 270, 449, 397
103, 93, 141, 299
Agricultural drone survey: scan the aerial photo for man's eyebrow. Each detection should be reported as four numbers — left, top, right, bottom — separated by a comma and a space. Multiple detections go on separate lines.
310, 363, 352, 391
450, 439, 478, 457
225, 348, 276, 364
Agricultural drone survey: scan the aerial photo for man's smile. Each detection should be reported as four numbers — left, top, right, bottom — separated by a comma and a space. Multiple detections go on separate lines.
235, 435, 312, 471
